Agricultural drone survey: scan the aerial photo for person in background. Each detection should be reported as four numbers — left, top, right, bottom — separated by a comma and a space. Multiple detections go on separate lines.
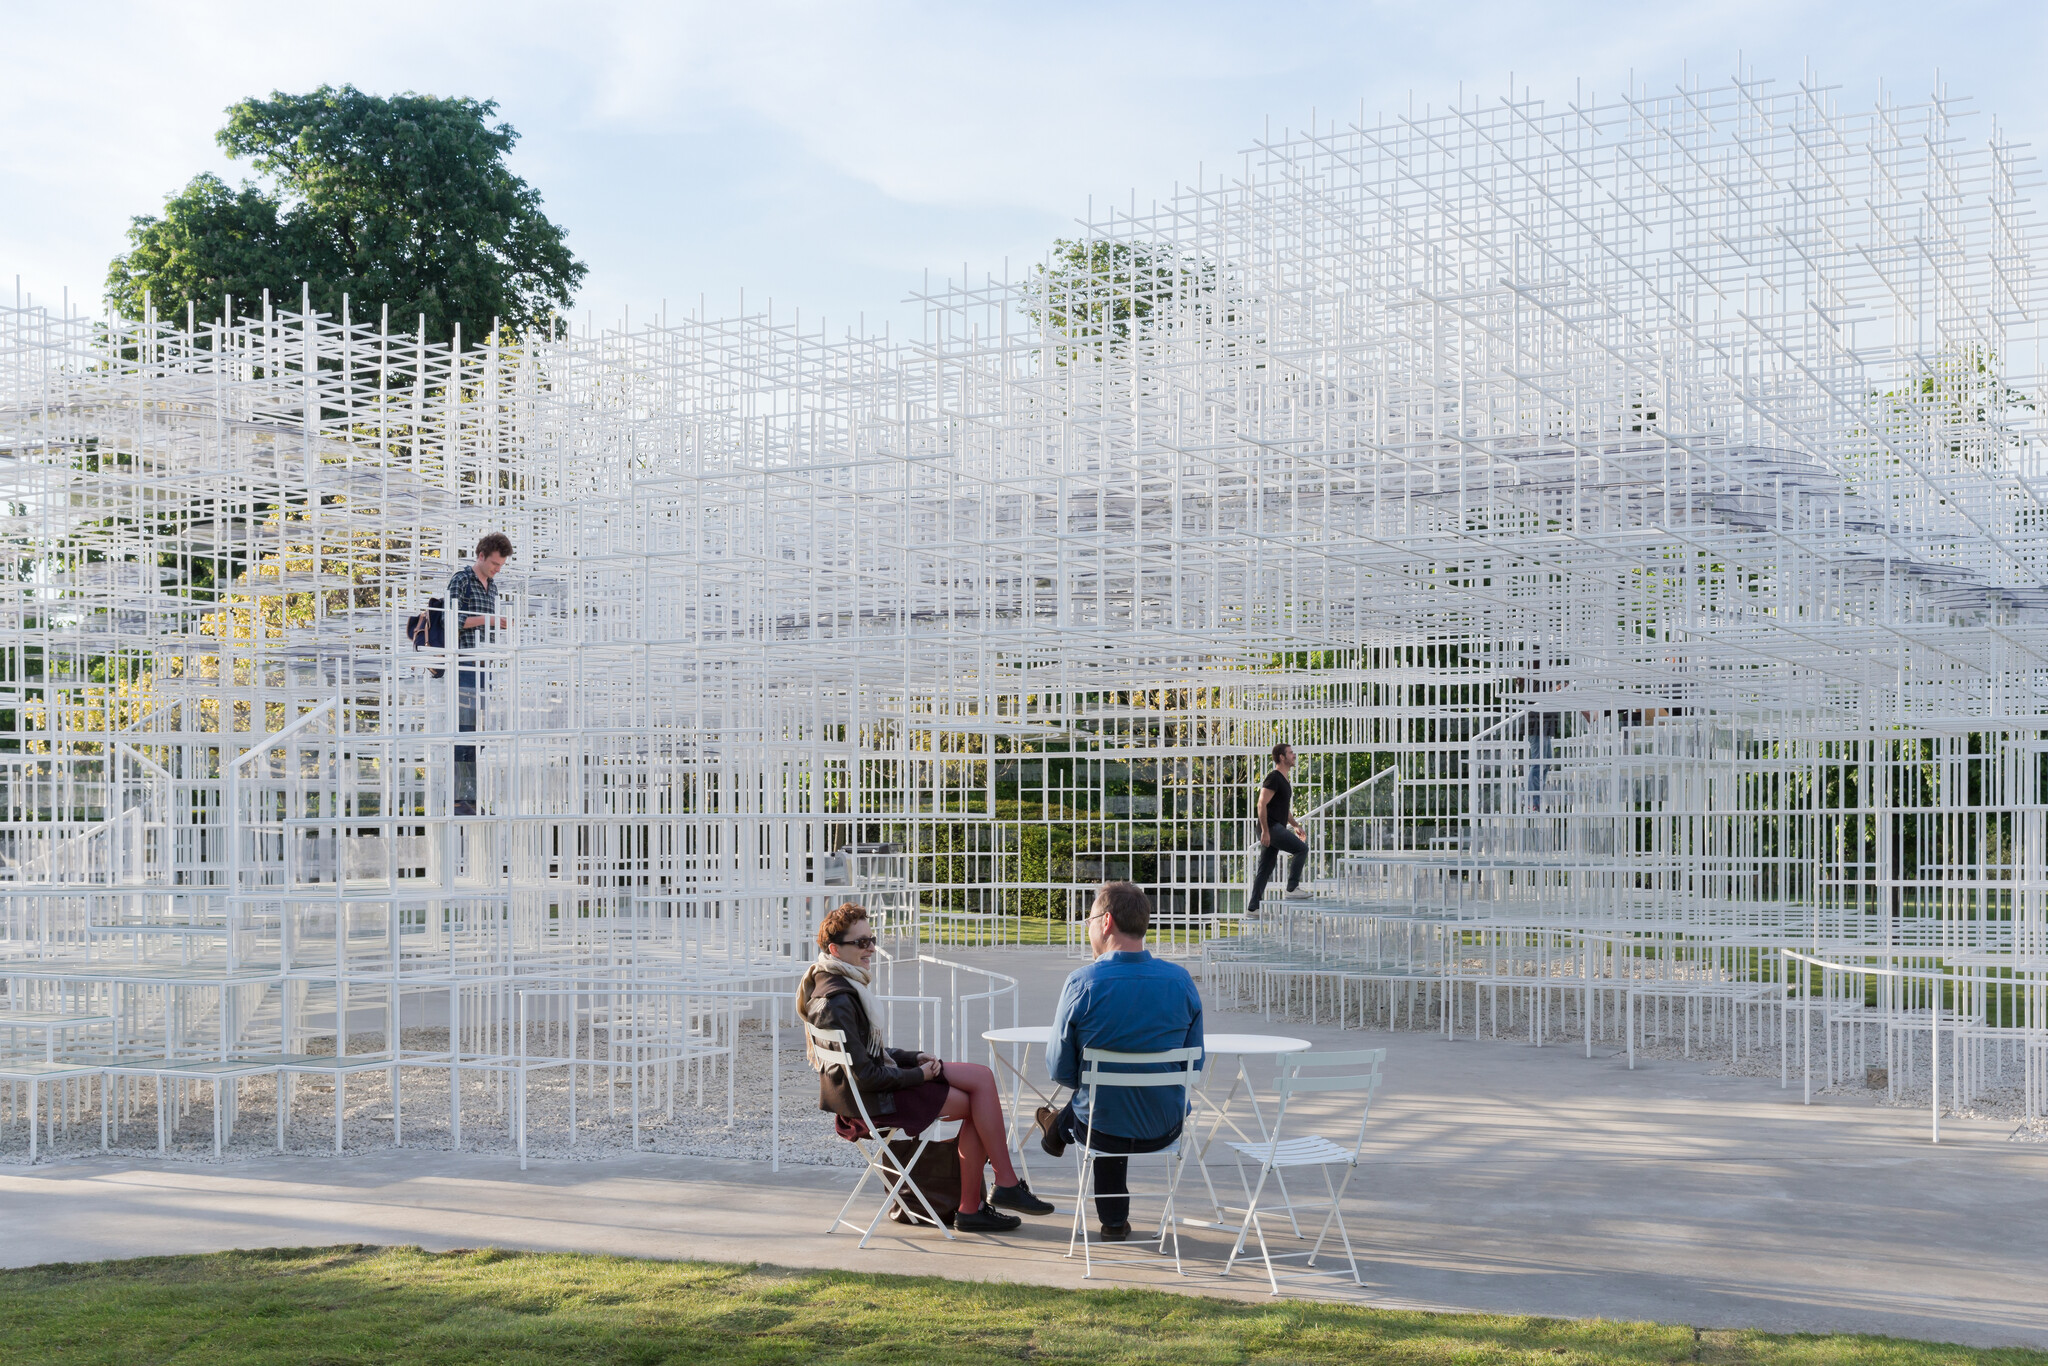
447, 533, 511, 816
1245, 742, 1306, 915
799, 902, 1055, 1233
1037, 881, 1204, 1242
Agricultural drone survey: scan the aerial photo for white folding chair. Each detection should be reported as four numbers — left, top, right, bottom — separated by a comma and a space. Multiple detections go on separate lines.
1220, 1047, 1383, 1293
1066, 1045, 1204, 1278
805, 1020, 956, 1248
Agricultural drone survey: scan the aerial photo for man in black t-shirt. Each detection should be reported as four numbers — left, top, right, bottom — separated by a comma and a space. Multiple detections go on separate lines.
1246, 743, 1307, 916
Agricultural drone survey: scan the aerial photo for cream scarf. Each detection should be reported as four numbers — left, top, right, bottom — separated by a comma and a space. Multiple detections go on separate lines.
797, 953, 888, 1070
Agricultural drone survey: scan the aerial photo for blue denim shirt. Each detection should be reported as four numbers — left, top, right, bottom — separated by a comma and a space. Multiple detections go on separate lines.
1048, 949, 1204, 1139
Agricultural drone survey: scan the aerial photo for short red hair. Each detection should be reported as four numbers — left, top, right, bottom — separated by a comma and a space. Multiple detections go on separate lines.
817, 902, 870, 950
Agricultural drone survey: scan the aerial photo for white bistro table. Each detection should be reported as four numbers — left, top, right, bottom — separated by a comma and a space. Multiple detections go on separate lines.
1198, 1033, 1311, 1145
1189, 1032, 1310, 1224
981, 1024, 1061, 1178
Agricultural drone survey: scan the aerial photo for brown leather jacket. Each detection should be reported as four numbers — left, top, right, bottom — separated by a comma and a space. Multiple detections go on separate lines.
804, 975, 926, 1118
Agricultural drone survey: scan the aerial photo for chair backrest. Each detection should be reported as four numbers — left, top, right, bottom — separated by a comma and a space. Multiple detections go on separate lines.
804, 1019, 856, 1071
1078, 1045, 1205, 1090
1275, 1047, 1384, 1095
803, 1019, 887, 1137
1077, 1045, 1204, 1140
1268, 1047, 1385, 1157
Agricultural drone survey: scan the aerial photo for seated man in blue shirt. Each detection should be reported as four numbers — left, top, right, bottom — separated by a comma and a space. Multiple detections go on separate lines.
1037, 880, 1205, 1242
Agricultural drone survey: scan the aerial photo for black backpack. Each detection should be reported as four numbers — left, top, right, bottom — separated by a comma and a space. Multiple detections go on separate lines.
406, 597, 448, 676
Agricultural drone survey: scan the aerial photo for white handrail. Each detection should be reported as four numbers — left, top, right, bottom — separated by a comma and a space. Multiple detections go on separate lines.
1778, 946, 1949, 1143
1464, 710, 1528, 744
231, 696, 342, 770
1298, 764, 1397, 821
116, 743, 173, 783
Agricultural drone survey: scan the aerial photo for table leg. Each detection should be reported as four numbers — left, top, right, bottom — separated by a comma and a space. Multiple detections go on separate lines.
987, 1040, 1032, 1181
1235, 1056, 1301, 1237
1192, 1066, 1253, 1218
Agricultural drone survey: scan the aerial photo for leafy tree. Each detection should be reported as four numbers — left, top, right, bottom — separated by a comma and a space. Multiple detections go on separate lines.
1023, 238, 1223, 350
107, 85, 584, 341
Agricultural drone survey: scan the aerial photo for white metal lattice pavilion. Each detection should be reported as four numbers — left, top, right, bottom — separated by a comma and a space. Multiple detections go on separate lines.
4, 73, 2046, 1156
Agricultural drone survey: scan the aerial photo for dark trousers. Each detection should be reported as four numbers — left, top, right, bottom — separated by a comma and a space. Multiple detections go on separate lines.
1052, 1102, 1181, 1226
1247, 825, 1308, 913
455, 668, 486, 810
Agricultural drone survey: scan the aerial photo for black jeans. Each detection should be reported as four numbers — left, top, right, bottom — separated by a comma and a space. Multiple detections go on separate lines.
455, 668, 486, 810
1247, 825, 1308, 913
1051, 1102, 1181, 1226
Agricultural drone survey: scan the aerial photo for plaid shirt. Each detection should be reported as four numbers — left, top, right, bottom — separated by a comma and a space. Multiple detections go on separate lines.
446, 564, 499, 649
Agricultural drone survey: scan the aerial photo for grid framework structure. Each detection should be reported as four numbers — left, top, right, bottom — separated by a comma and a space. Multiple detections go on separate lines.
4, 73, 2048, 1155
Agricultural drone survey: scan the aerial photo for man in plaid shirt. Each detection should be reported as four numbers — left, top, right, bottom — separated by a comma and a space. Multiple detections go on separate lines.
448, 533, 512, 815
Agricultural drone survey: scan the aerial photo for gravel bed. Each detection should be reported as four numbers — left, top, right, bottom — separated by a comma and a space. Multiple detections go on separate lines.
0, 1022, 862, 1170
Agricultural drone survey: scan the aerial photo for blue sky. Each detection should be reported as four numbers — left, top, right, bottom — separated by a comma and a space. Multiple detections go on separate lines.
4, 0, 2045, 338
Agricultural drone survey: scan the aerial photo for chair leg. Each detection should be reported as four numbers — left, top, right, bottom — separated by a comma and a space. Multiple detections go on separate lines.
841, 1133, 955, 1249
858, 1155, 916, 1249
1068, 1143, 1096, 1275
1160, 1143, 1190, 1274
1304, 1164, 1345, 1266
1252, 1209, 1279, 1294
830, 1145, 882, 1234
1223, 1162, 1275, 1277
1193, 1136, 1226, 1220
1274, 1166, 1304, 1237
1326, 1167, 1364, 1286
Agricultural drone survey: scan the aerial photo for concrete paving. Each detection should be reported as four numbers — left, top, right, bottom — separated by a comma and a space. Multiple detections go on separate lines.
5, 947, 2043, 1347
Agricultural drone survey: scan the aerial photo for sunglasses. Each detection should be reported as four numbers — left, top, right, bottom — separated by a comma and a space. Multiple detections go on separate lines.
835, 935, 878, 951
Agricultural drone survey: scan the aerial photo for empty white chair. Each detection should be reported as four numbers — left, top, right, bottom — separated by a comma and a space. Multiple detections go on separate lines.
1220, 1047, 1383, 1293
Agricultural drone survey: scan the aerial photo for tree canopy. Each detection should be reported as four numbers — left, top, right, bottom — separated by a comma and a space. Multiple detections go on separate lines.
107, 86, 585, 342
1023, 238, 1225, 355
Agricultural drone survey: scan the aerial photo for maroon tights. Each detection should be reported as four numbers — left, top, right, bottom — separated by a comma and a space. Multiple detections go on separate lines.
938, 1061, 1015, 1212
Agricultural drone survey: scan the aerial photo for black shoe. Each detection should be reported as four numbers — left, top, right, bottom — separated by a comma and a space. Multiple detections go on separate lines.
1035, 1106, 1068, 1159
954, 1206, 1022, 1234
991, 1180, 1055, 1216
1099, 1221, 1132, 1242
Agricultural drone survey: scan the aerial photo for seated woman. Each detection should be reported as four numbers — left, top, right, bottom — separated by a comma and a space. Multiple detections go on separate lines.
798, 901, 1054, 1233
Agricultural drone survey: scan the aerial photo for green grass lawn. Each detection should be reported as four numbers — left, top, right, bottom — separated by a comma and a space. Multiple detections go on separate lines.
1, 1247, 2039, 1366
